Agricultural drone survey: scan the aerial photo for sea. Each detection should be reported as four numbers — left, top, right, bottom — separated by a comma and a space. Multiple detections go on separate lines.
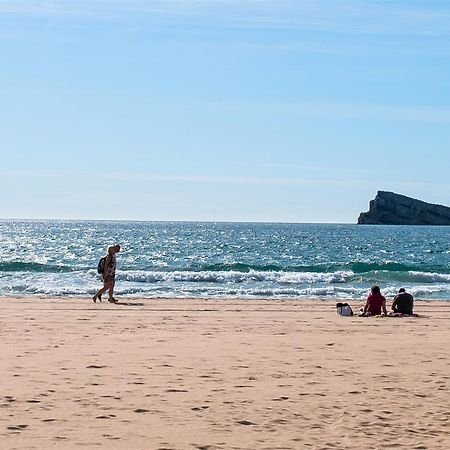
0, 220, 449, 301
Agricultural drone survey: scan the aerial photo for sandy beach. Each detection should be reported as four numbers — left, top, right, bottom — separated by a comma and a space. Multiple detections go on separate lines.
1, 297, 449, 449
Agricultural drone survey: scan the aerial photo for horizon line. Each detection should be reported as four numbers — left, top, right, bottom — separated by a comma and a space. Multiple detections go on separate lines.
0, 216, 355, 225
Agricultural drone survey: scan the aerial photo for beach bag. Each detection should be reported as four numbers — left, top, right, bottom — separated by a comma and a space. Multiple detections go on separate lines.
97, 257, 106, 274
336, 302, 353, 316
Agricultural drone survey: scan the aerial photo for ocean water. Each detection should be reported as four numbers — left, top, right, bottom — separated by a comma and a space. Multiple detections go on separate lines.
0, 220, 449, 301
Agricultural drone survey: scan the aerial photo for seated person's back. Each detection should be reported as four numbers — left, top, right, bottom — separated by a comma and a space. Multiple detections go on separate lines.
364, 286, 387, 316
392, 288, 414, 315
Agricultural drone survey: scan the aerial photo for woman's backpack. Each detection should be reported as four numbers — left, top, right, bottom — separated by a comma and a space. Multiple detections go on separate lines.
97, 257, 106, 274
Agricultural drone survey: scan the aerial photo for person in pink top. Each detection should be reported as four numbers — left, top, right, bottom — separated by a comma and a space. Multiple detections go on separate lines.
362, 285, 387, 316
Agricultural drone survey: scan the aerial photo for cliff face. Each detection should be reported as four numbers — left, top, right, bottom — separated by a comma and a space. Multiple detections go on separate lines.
358, 191, 450, 225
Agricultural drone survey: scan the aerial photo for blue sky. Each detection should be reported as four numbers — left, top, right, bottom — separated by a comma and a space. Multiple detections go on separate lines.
1, 0, 449, 222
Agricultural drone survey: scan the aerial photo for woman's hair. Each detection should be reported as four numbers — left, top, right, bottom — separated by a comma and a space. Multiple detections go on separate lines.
107, 244, 121, 253
371, 285, 381, 294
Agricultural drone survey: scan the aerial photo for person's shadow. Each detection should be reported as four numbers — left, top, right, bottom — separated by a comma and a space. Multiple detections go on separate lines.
110, 301, 144, 307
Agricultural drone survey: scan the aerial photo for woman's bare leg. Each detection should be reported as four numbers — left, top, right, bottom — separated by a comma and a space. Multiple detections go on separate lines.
108, 280, 117, 302
93, 282, 109, 302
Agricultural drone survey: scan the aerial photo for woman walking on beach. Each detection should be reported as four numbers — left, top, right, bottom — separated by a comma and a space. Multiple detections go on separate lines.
93, 245, 121, 303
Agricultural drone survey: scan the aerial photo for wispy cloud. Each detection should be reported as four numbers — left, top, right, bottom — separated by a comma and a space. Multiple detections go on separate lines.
2, 1, 450, 37
192, 101, 450, 125
2, 170, 450, 193
0, 169, 336, 186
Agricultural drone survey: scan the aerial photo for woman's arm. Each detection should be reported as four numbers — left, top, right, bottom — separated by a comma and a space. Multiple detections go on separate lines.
382, 298, 388, 315
363, 298, 370, 313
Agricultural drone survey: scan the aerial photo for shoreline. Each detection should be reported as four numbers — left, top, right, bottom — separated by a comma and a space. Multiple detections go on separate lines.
1, 297, 449, 449
2, 295, 450, 302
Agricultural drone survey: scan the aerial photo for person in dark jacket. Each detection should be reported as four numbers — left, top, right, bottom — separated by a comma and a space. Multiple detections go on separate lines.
391, 288, 414, 315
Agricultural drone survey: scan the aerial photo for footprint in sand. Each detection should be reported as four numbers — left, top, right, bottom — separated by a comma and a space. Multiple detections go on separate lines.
191, 406, 210, 411
236, 420, 256, 426
271, 418, 289, 424
7, 424, 28, 431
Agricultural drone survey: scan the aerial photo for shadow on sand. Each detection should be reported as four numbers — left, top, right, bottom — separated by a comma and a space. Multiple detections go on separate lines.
114, 301, 144, 307
101, 301, 144, 307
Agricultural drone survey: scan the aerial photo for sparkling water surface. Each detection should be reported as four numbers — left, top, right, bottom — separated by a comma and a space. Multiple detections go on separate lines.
0, 220, 449, 300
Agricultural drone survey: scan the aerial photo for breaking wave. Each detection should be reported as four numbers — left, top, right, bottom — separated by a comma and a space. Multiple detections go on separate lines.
116, 269, 353, 284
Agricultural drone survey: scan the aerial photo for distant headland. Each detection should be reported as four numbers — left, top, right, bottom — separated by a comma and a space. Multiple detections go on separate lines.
358, 191, 450, 225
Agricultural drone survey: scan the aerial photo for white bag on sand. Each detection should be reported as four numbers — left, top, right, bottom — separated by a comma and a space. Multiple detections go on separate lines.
336, 302, 353, 316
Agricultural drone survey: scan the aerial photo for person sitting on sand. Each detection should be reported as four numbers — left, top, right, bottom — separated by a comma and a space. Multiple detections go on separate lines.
362, 285, 387, 316
93, 245, 121, 303
391, 288, 414, 315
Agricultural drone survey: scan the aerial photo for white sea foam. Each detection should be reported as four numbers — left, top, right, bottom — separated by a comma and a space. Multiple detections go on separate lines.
407, 271, 450, 283
3, 266, 450, 300
115, 269, 355, 285
406, 285, 450, 297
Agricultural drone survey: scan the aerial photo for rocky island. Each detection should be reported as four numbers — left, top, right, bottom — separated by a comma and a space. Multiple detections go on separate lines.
358, 191, 450, 225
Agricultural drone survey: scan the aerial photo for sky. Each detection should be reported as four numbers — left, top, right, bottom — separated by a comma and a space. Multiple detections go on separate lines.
1, 0, 450, 222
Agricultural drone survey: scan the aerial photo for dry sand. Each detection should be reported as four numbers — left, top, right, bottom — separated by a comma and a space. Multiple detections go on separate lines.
1, 297, 449, 449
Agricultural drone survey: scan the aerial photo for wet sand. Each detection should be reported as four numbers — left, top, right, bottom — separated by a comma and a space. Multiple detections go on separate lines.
1, 297, 449, 449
